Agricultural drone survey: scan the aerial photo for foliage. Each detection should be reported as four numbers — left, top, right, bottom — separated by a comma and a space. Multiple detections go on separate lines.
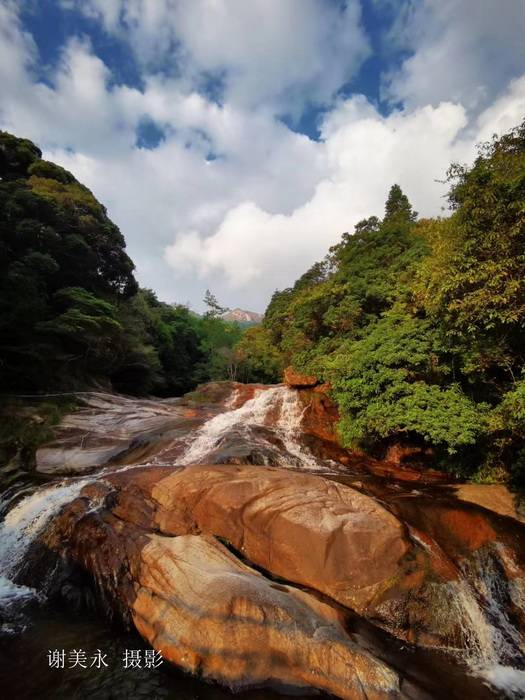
0, 131, 237, 396
191, 313, 243, 382
325, 308, 487, 454
416, 122, 525, 391
234, 326, 284, 383
262, 124, 525, 485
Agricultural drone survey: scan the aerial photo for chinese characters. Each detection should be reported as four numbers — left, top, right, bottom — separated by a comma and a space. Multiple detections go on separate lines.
47, 649, 162, 670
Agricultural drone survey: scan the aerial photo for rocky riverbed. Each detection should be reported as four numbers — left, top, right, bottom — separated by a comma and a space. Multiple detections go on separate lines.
1, 381, 524, 699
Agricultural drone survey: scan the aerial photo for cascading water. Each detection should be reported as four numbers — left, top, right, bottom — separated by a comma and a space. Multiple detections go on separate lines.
412, 526, 525, 697
179, 385, 327, 470
0, 385, 322, 615
1, 384, 524, 698
0, 478, 93, 611
451, 548, 525, 697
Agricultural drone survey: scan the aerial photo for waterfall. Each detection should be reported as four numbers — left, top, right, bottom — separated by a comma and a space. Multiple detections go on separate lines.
179, 385, 326, 470
441, 547, 525, 697
0, 478, 92, 608
0, 384, 324, 613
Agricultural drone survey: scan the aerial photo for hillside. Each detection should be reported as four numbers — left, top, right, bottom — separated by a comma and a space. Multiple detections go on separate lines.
0, 131, 247, 396
249, 121, 525, 488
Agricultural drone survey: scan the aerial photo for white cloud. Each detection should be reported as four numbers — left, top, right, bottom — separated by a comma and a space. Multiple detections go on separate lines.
1, 1, 524, 312
164, 98, 475, 298
64, 0, 370, 113
384, 0, 525, 113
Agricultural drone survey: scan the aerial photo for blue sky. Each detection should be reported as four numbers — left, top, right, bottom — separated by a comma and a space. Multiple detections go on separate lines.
1, 0, 524, 311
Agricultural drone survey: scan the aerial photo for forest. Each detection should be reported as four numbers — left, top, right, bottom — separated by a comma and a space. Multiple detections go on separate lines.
1, 122, 524, 486
0, 131, 264, 397
256, 121, 525, 486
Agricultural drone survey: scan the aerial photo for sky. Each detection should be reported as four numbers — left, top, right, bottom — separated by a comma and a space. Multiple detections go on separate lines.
1, 1, 524, 312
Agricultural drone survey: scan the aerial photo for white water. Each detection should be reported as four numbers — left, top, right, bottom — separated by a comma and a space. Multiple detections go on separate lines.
481, 664, 525, 698
0, 478, 92, 606
179, 385, 326, 470
0, 385, 524, 698
435, 546, 525, 697
0, 385, 324, 609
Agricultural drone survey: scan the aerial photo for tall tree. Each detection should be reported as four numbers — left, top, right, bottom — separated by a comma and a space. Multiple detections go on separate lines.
203, 289, 228, 317
384, 184, 418, 223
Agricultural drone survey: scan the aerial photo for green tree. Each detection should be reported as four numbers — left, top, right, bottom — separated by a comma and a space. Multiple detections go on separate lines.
203, 289, 228, 317
384, 184, 418, 223
234, 326, 284, 383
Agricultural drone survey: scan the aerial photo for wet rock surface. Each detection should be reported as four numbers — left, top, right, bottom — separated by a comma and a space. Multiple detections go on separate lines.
4, 382, 525, 699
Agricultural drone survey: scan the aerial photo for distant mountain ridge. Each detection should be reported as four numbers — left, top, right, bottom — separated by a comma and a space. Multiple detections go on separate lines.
220, 308, 263, 324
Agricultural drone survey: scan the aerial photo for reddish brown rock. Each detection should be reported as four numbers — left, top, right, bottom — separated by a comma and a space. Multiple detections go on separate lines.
298, 388, 340, 443
42, 476, 401, 699
283, 366, 319, 388
384, 442, 435, 466
133, 534, 400, 699
454, 483, 525, 523
37, 461, 525, 697
147, 464, 410, 614
108, 464, 525, 651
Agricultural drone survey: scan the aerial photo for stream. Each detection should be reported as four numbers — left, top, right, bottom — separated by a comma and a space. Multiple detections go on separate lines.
0, 384, 524, 699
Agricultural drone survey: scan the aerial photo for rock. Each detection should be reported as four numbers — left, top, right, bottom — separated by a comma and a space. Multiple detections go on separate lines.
297, 389, 340, 443
35, 393, 192, 475
36, 462, 525, 697
42, 478, 400, 699
134, 534, 400, 698
384, 442, 435, 467
112, 464, 525, 651
283, 366, 319, 388
147, 464, 410, 614
454, 483, 525, 524
34, 384, 271, 475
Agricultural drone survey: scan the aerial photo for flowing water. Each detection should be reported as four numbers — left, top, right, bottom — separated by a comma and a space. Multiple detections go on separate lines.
451, 549, 525, 696
0, 479, 94, 611
178, 385, 326, 470
1, 384, 524, 698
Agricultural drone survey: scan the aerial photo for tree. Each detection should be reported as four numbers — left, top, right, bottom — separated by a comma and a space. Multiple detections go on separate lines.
234, 327, 284, 383
384, 184, 418, 223
258, 128, 525, 483
417, 120, 525, 389
0, 131, 211, 395
203, 289, 228, 317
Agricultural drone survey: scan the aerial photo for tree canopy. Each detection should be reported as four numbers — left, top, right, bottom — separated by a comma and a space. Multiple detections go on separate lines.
0, 131, 245, 395
261, 123, 525, 487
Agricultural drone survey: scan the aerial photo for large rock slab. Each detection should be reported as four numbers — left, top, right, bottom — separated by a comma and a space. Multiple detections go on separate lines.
35, 463, 525, 697
147, 464, 410, 614
133, 533, 400, 698
35, 393, 189, 474
40, 483, 401, 699
107, 464, 525, 654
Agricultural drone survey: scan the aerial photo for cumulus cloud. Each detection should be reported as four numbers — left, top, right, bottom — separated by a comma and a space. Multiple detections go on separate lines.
1, 0, 524, 311
384, 0, 525, 113
64, 0, 370, 113
164, 75, 525, 308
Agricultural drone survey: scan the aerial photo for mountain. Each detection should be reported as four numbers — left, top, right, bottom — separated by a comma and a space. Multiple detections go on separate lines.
220, 308, 263, 325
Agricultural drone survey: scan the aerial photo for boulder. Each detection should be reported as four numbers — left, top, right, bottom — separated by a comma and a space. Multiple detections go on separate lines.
283, 366, 319, 388
37, 463, 525, 697
133, 534, 400, 698
41, 475, 401, 699
147, 464, 410, 614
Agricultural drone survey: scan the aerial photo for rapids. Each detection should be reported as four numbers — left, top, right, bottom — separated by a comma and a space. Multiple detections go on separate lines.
1, 382, 524, 699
